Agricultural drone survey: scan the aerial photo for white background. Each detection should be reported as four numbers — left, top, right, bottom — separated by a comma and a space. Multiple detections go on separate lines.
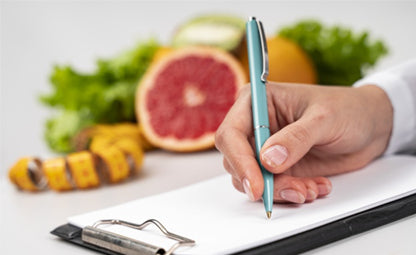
1, 1, 416, 255
1, 0, 416, 178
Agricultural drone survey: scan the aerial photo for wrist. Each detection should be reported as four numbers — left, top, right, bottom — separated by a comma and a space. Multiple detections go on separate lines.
356, 85, 393, 155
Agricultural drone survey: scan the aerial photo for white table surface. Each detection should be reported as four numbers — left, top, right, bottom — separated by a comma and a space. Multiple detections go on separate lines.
1, 151, 416, 254
1, 1, 416, 254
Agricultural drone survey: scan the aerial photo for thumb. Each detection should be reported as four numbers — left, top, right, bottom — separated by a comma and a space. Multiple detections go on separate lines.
260, 115, 324, 174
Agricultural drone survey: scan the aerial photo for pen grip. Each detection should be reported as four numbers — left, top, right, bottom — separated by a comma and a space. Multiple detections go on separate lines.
254, 127, 270, 155
255, 127, 273, 212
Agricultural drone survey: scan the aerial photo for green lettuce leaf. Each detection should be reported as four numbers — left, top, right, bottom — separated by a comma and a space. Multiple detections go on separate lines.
40, 39, 160, 153
278, 20, 388, 85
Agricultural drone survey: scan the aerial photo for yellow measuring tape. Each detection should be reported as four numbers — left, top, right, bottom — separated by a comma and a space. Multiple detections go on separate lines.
8, 123, 147, 192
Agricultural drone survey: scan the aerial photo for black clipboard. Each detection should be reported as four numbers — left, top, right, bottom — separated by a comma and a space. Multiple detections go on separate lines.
51, 192, 416, 255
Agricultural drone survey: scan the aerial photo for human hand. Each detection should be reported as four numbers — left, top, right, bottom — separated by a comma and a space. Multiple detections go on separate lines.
215, 82, 393, 203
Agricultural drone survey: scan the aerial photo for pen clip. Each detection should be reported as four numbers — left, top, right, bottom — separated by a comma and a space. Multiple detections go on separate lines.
256, 20, 269, 82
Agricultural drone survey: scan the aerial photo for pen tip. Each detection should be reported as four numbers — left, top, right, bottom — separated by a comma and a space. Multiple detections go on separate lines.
266, 211, 272, 219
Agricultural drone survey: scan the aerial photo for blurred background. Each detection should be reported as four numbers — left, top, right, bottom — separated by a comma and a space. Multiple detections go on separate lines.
1, 0, 416, 178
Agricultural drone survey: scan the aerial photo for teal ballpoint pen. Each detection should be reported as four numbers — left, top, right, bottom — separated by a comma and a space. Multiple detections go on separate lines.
246, 17, 274, 219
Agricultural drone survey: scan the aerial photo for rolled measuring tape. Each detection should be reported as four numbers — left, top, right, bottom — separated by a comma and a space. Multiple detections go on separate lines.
67, 151, 100, 189
93, 146, 130, 184
9, 157, 47, 191
8, 123, 145, 192
75, 123, 155, 152
112, 138, 144, 175
9, 148, 144, 192
42, 157, 73, 191
90, 136, 144, 176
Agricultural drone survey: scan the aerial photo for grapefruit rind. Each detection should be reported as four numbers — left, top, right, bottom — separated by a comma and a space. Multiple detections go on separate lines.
136, 46, 246, 152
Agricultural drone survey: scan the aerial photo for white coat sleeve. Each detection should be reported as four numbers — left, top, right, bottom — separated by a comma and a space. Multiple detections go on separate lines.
354, 59, 416, 155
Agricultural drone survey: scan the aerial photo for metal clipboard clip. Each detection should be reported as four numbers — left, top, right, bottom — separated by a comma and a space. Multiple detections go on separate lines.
82, 219, 195, 255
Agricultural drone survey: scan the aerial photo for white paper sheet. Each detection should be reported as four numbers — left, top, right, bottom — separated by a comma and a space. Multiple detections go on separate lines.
68, 155, 416, 254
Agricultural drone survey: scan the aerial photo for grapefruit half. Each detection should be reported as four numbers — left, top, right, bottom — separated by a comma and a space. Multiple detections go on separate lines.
136, 47, 246, 152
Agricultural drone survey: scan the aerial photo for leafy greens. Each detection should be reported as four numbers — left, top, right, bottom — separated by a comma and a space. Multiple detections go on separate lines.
278, 20, 388, 85
40, 39, 160, 153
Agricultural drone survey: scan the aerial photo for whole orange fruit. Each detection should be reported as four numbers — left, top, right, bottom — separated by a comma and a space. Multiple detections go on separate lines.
240, 36, 317, 84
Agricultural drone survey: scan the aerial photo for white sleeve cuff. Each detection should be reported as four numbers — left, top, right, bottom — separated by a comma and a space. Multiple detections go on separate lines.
354, 65, 416, 155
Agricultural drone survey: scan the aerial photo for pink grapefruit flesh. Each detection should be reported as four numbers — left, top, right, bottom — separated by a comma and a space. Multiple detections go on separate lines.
137, 47, 246, 152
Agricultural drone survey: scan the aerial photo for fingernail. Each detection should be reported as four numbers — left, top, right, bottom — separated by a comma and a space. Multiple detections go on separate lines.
280, 189, 306, 203
306, 189, 317, 201
243, 178, 255, 201
318, 184, 332, 195
262, 145, 288, 167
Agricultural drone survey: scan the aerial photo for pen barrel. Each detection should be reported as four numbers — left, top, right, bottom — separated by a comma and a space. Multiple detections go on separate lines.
246, 20, 270, 129
255, 127, 273, 213
247, 19, 274, 214
254, 128, 273, 176
254, 127, 270, 156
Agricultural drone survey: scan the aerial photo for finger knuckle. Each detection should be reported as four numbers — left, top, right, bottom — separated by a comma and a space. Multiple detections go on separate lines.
310, 103, 332, 122
232, 177, 243, 192
236, 84, 251, 99
214, 126, 228, 151
286, 124, 311, 147
222, 158, 232, 173
313, 176, 329, 184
